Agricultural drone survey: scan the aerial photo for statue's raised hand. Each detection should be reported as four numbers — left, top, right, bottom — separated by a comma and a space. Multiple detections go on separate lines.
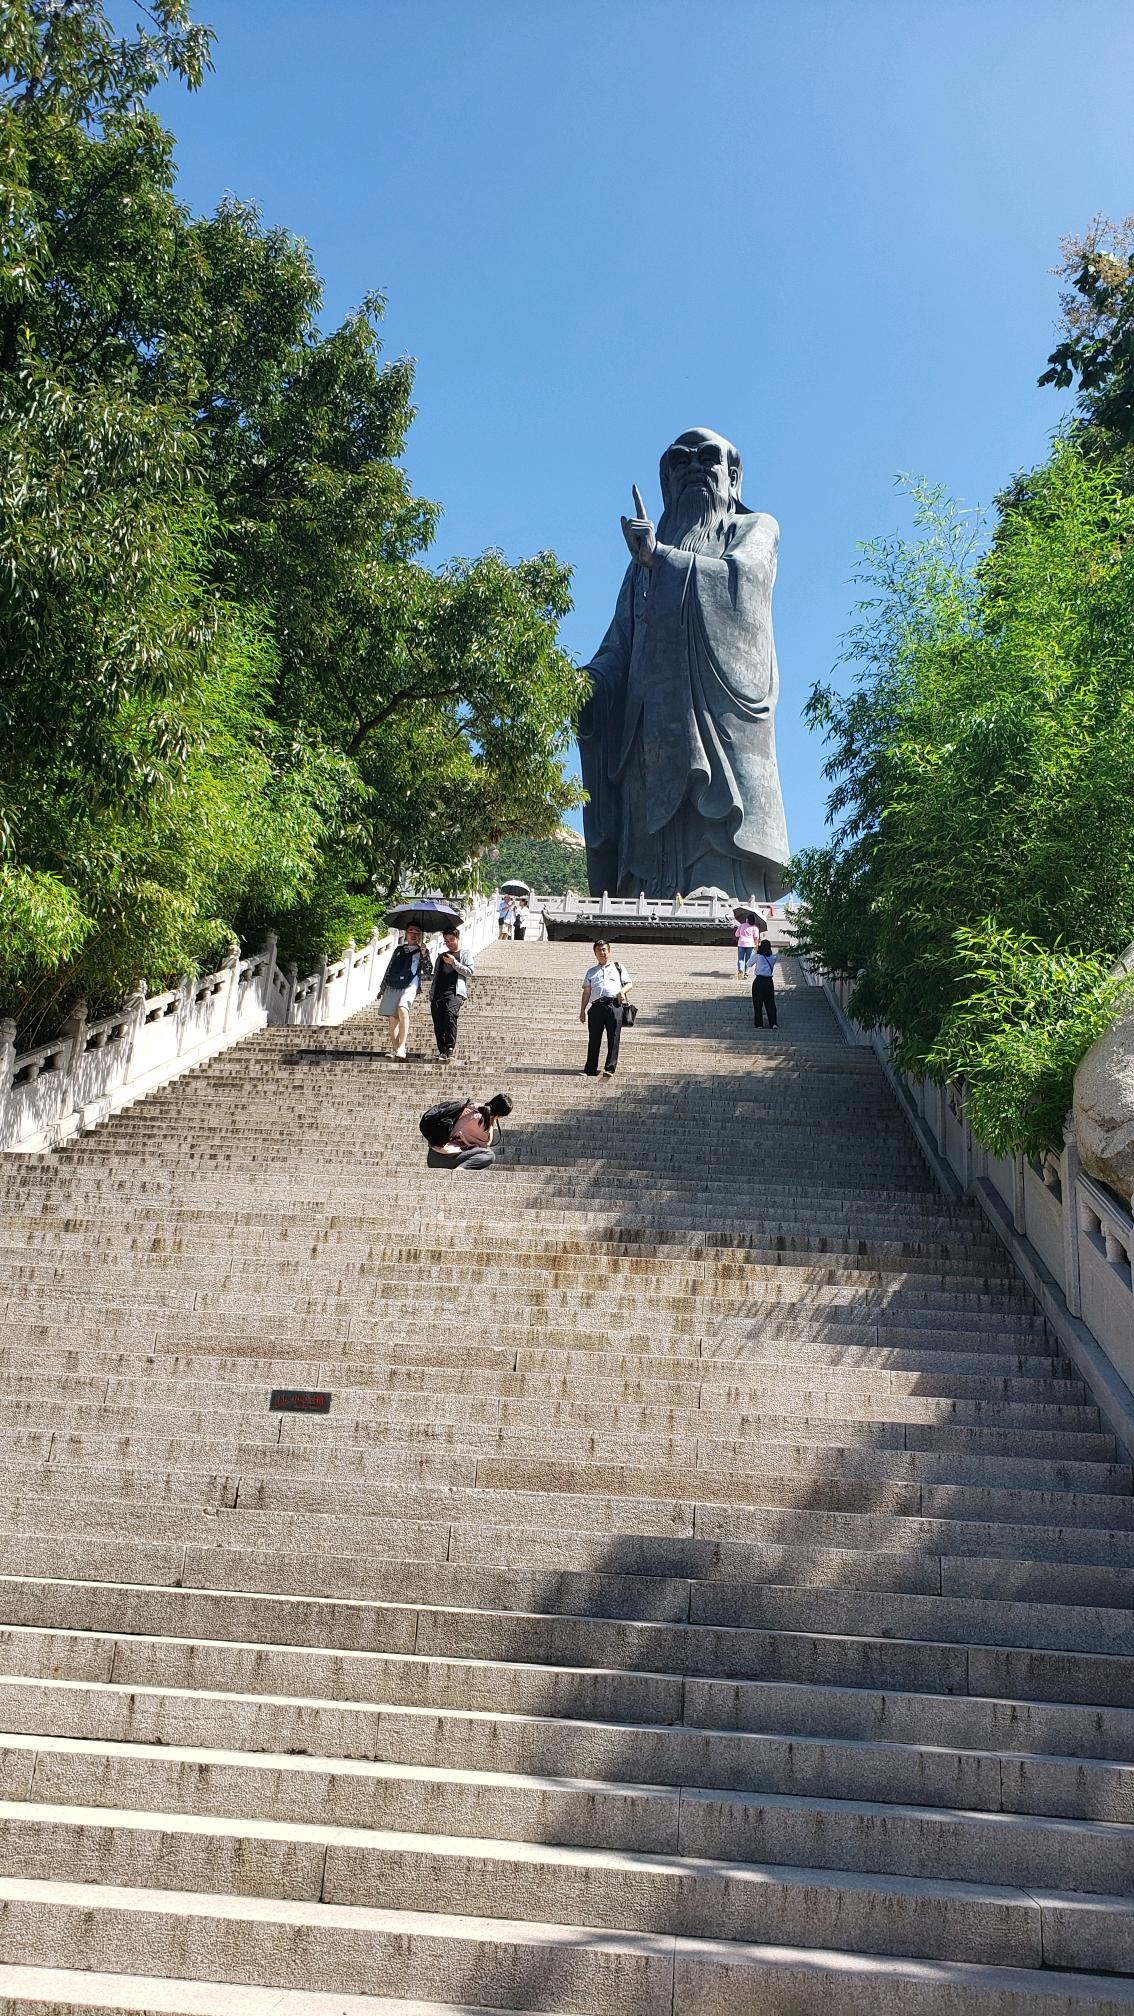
620, 484, 657, 568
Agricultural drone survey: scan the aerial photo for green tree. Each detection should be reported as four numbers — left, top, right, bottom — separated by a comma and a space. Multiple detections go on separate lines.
792, 439, 1134, 1153
0, 0, 582, 1039
1040, 216, 1134, 459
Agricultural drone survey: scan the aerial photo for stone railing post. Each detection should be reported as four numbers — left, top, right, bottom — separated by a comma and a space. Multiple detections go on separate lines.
340, 939, 356, 1018
260, 932, 278, 1018
174, 975, 195, 1057
1012, 1153, 1027, 1236
58, 1000, 88, 1138
314, 954, 329, 1023
121, 979, 148, 1080
221, 943, 242, 1034
283, 962, 298, 1025
1062, 1118, 1083, 1318
368, 926, 383, 995
0, 1018, 16, 1145
959, 1087, 973, 1193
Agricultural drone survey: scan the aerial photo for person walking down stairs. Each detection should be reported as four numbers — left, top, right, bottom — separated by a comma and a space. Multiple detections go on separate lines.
579, 938, 633, 1078
378, 925, 432, 1059
752, 935, 778, 1028
430, 927, 475, 1061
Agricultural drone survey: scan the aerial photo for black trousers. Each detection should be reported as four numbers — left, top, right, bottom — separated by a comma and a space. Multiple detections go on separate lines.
585, 999, 622, 1074
752, 975, 777, 1027
431, 993, 462, 1056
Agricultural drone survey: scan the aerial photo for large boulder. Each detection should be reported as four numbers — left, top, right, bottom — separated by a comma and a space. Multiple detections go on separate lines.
1074, 944, 1134, 1203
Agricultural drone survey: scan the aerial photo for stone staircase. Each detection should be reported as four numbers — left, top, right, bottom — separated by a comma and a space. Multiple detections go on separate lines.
0, 940, 1132, 2014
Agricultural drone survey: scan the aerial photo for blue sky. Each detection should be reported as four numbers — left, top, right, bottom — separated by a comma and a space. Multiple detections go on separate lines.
156, 0, 1134, 852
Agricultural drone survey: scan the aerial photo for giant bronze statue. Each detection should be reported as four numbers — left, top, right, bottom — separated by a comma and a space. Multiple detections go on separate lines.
578, 427, 790, 903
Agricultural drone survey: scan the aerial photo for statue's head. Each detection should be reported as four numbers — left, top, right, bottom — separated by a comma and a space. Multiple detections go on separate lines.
658, 428, 742, 551
659, 428, 742, 515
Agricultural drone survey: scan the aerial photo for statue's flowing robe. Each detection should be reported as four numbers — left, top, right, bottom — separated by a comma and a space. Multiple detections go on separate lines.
577, 507, 790, 901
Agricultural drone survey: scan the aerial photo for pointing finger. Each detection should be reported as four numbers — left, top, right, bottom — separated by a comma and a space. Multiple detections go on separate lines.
632, 484, 648, 520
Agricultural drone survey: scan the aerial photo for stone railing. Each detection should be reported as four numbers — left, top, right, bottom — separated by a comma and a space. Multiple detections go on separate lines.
535, 892, 781, 923
807, 966, 1134, 1462
1, 893, 499, 1154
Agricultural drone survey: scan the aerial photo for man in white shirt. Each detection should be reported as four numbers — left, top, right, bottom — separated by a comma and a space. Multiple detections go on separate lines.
578, 940, 633, 1078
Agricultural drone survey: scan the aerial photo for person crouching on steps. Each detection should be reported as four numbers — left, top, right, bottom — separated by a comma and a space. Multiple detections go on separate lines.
378, 925, 432, 1060
431, 927, 474, 1061
752, 937, 778, 1029
426, 1093, 513, 1170
579, 940, 632, 1079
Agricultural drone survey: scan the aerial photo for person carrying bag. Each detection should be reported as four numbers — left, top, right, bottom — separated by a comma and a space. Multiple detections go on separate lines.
752, 937, 779, 1029
579, 940, 633, 1078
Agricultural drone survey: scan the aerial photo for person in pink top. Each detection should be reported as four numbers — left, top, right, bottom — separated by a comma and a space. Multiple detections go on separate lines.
734, 912, 760, 980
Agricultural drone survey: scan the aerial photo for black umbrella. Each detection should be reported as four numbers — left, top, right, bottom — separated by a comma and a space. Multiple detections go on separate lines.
499, 879, 530, 897
387, 897, 463, 932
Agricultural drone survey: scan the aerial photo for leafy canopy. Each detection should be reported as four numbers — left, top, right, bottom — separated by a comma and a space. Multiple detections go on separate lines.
791, 437, 1134, 1154
0, 0, 582, 1043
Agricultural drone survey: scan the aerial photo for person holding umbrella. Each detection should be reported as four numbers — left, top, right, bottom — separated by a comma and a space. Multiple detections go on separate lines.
378, 900, 459, 1060
378, 924, 432, 1060
734, 909, 758, 981
499, 880, 530, 941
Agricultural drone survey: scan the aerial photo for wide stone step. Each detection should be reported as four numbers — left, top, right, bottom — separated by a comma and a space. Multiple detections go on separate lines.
7, 1589, 1134, 1706
7, 1655, 1134, 1775
12, 1489, 1134, 1580
8, 1514, 1134, 1615
14, 1884, 1134, 2016
6, 1735, 1134, 1879
3, 1807, 1133, 1969
0, 1966, 531, 2016
0, 1337, 1086, 1400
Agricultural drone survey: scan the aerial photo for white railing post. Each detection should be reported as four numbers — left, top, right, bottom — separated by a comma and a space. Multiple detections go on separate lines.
0, 1018, 16, 1146
260, 932, 278, 1015
221, 944, 241, 1034
314, 954, 329, 1023
59, 1001, 87, 1140
367, 927, 383, 1002
1012, 1153, 1027, 1236
340, 939, 356, 1017
959, 1090, 972, 1192
1062, 1120, 1083, 1318
283, 963, 298, 1024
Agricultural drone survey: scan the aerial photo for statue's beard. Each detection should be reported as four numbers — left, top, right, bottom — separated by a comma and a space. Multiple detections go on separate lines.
657, 478, 733, 553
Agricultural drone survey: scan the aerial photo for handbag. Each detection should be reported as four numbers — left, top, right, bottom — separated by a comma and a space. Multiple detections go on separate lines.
615, 964, 637, 1026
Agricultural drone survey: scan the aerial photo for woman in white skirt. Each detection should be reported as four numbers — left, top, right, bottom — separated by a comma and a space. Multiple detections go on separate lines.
378, 925, 433, 1059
